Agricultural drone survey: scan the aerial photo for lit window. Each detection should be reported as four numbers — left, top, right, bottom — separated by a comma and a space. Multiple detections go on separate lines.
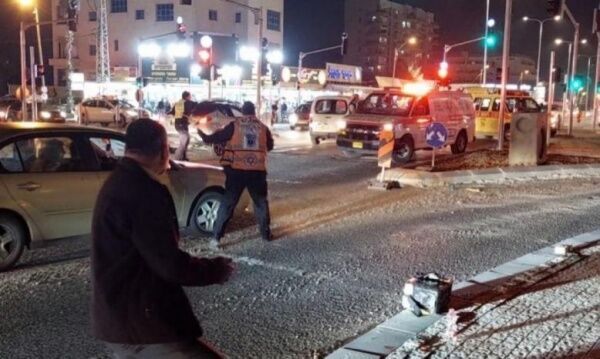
156, 4, 174, 22
135, 10, 144, 20
209, 9, 218, 21
267, 10, 281, 31
110, 0, 127, 13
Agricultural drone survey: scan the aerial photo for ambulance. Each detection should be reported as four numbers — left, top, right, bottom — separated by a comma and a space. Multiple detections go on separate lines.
465, 87, 555, 140
336, 83, 476, 164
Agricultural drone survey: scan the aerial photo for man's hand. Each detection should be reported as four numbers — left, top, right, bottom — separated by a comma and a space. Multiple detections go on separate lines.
209, 257, 235, 284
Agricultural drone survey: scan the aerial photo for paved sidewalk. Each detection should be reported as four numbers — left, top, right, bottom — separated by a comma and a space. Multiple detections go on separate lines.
388, 243, 600, 359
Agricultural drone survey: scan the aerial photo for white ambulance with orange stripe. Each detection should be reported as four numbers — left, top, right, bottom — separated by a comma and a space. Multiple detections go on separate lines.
336, 83, 476, 164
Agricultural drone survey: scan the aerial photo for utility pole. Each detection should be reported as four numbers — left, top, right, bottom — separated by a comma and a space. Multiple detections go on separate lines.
563, 3, 580, 136
547, 51, 556, 143
29, 46, 37, 121
483, 0, 490, 84
96, 0, 110, 83
497, 0, 512, 150
33, 7, 45, 89
20, 21, 28, 121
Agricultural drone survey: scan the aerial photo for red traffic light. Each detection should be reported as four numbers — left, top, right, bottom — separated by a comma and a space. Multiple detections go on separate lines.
438, 62, 448, 79
198, 50, 210, 63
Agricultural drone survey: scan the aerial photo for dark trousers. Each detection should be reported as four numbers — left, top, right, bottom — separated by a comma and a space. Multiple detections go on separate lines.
213, 167, 271, 240
105, 338, 224, 358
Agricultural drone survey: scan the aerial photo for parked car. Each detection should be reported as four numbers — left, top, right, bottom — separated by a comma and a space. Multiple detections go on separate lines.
0, 123, 248, 271
309, 96, 352, 145
288, 102, 312, 131
0, 96, 71, 123
337, 87, 476, 164
79, 97, 151, 127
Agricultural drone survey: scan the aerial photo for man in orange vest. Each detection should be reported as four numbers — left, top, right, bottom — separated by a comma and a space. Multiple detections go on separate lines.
198, 102, 274, 249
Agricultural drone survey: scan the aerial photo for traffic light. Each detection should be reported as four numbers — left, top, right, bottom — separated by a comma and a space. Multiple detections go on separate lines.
36, 64, 45, 77
571, 75, 585, 92
553, 67, 563, 83
198, 49, 210, 64
341, 32, 348, 55
547, 0, 562, 17
437, 61, 448, 79
67, 0, 78, 32
485, 33, 498, 48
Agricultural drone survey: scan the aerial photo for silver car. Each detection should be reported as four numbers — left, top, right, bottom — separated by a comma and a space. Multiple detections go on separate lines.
0, 123, 247, 271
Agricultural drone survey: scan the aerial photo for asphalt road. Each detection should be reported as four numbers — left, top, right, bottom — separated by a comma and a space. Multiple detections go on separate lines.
1, 129, 600, 358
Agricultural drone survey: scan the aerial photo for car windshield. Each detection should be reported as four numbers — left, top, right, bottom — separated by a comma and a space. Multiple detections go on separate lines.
358, 93, 414, 116
108, 100, 134, 109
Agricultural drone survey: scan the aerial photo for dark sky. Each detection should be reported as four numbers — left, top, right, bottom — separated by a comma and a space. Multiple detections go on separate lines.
1, 1, 599, 94
284, 0, 600, 79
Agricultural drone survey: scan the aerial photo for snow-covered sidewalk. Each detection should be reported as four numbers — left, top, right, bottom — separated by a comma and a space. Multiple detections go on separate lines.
389, 243, 600, 359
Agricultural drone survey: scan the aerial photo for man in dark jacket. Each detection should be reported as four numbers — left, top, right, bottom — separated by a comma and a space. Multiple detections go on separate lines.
197, 102, 274, 249
91, 119, 233, 358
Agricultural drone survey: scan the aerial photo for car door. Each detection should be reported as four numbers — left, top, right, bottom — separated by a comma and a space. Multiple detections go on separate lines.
0, 133, 101, 240
97, 100, 115, 123
82, 100, 97, 122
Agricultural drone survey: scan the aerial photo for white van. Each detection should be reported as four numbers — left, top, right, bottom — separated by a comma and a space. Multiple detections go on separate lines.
309, 96, 352, 145
336, 88, 476, 164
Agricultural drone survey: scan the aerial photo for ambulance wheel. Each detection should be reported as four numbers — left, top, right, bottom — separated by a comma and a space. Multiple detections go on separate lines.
503, 124, 511, 143
451, 130, 468, 154
392, 136, 414, 165
310, 136, 320, 146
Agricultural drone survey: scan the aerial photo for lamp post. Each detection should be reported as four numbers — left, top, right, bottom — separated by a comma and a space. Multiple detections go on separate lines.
556, 37, 587, 134
522, 15, 561, 85
392, 36, 417, 80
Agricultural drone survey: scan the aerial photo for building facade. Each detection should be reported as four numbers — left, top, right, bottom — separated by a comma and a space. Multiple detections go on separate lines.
343, 0, 438, 83
49, 0, 284, 85
446, 52, 536, 84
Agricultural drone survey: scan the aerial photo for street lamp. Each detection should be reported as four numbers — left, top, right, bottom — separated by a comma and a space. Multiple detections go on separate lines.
392, 36, 417, 79
266, 49, 284, 65
522, 15, 561, 85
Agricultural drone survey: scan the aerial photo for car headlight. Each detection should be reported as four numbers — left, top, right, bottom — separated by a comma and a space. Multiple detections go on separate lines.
383, 122, 394, 132
40, 111, 51, 119
59, 111, 67, 118
289, 113, 298, 125
336, 119, 347, 130
0, 111, 6, 119
126, 110, 138, 117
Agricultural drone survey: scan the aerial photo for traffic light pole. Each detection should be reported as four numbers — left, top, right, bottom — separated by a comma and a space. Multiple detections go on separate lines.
547, 51, 556, 144
443, 36, 486, 63
20, 21, 27, 121
33, 7, 45, 90
563, 3, 580, 136
497, 0, 512, 150
483, 0, 490, 84
297, 40, 346, 104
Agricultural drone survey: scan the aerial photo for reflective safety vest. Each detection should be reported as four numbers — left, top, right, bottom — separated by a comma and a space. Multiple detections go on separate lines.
220, 117, 268, 171
174, 100, 186, 118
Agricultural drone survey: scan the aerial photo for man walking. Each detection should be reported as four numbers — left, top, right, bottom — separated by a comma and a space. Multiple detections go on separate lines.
198, 102, 274, 248
171, 91, 196, 161
91, 119, 234, 358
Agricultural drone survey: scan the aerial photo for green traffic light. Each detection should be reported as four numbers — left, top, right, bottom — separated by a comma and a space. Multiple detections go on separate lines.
485, 35, 497, 47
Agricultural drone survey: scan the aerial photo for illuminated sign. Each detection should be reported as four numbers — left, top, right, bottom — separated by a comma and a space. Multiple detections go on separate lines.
325, 63, 362, 84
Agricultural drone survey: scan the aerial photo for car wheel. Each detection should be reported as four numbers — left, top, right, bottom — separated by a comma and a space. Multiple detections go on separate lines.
191, 191, 223, 235
392, 136, 414, 165
550, 129, 557, 137
451, 130, 468, 154
0, 215, 26, 272
290, 125, 296, 131
503, 123, 511, 143
311, 136, 320, 146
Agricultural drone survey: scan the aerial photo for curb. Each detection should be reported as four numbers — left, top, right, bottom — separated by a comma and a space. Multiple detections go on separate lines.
382, 164, 600, 188
326, 230, 600, 359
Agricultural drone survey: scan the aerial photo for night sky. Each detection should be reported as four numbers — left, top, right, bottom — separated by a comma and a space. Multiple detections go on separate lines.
1, 0, 599, 94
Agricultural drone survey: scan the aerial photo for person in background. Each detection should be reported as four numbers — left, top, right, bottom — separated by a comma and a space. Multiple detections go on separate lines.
91, 119, 234, 358
197, 101, 274, 249
280, 99, 288, 123
170, 91, 196, 161
270, 101, 279, 127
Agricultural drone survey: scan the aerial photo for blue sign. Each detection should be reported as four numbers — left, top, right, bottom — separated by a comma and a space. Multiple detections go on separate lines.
426, 122, 448, 148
